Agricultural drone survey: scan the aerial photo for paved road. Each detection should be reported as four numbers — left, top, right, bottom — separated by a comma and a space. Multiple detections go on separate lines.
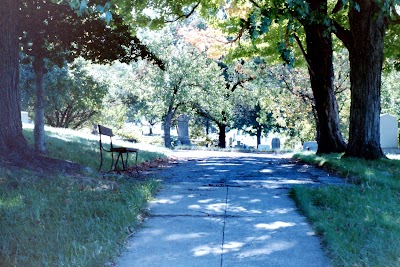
116, 151, 346, 267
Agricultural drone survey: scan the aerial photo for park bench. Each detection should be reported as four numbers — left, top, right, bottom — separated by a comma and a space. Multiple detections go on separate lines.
98, 124, 139, 173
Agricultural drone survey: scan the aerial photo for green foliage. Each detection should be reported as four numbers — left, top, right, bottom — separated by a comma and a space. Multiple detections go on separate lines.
107, 0, 222, 32
114, 124, 143, 143
258, 65, 316, 143
233, 99, 278, 139
118, 24, 227, 146
20, 59, 108, 129
381, 69, 400, 119
291, 153, 400, 266
20, 0, 162, 67
88, 62, 144, 128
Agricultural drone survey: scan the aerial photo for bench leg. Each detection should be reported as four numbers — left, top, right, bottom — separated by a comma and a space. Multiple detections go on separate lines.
124, 152, 129, 171
115, 152, 123, 171
135, 151, 139, 173
99, 150, 104, 171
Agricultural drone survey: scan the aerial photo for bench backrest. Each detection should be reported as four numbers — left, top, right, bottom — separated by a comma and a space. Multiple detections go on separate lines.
98, 124, 114, 151
98, 124, 114, 137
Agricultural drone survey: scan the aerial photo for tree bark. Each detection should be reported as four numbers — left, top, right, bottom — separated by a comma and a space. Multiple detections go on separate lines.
164, 106, 175, 148
344, 1, 386, 159
33, 57, 47, 153
304, 0, 347, 154
217, 123, 226, 148
0, 1, 30, 157
256, 126, 262, 148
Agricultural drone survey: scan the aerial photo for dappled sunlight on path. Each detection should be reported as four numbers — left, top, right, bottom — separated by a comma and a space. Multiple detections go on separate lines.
116, 151, 343, 267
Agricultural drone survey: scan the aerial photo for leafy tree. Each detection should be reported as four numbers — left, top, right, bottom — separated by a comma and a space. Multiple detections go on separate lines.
192, 59, 255, 148
130, 25, 226, 148
233, 101, 278, 148
112, 0, 400, 158
262, 65, 317, 144
46, 60, 107, 128
0, 1, 139, 166
19, 0, 163, 153
20, 58, 108, 129
212, 0, 347, 153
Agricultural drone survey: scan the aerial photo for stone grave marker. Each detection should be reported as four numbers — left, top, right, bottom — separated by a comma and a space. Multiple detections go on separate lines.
21, 111, 31, 124
303, 141, 318, 151
271, 137, 280, 149
380, 114, 399, 149
177, 114, 191, 145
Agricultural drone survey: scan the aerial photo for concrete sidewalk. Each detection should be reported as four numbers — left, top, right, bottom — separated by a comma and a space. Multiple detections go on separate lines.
116, 152, 343, 266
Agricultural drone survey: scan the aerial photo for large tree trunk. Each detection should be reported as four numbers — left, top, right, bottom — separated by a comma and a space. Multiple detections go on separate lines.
304, 0, 347, 154
0, 1, 30, 158
33, 57, 47, 153
344, 2, 385, 159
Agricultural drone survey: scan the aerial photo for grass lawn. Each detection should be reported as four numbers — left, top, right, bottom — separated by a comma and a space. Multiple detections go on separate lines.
291, 152, 400, 266
0, 127, 166, 266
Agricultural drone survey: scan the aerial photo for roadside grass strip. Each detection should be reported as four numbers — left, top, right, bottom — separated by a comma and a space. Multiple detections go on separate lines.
0, 127, 163, 266
0, 171, 159, 266
291, 152, 400, 266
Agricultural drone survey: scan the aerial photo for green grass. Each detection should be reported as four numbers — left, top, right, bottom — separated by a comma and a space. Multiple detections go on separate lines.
291, 152, 400, 266
0, 127, 166, 266
23, 127, 166, 171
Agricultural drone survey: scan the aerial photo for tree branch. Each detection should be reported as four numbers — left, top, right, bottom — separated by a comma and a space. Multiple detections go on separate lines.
225, 19, 250, 44
332, 20, 352, 49
165, 2, 200, 23
293, 34, 315, 77
331, 0, 344, 14
248, 0, 261, 8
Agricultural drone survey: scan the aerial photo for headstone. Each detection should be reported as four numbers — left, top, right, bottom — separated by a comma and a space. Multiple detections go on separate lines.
21, 111, 31, 124
258, 144, 270, 151
380, 114, 399, 149
177, 114, 191, 145
271, 138, 280, 149
303, 141, 318, 151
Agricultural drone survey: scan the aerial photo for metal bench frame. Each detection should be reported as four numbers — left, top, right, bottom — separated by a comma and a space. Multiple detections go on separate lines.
98, 124, 138, 173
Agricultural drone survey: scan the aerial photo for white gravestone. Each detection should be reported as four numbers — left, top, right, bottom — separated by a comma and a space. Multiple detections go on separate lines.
21, 111, 31, 124
380, 114, 398, 149
258, 144, 270, 151
303, 141, 318, 151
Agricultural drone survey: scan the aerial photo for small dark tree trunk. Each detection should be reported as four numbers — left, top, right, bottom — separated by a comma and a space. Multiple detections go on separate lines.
344, 2, 385, 159
33, 57, 47, 153
0, 1, 30, 157
217, 123, 226, 148
304, 0, 346, 154
256, 126, 262, 148
164, 106, 175, 148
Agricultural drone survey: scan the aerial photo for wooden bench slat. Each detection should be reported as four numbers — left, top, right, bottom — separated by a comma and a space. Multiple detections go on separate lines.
98, 125, 114, 137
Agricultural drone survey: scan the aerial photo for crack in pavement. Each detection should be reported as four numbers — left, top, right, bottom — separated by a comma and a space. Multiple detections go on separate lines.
220, 186, 229, 267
